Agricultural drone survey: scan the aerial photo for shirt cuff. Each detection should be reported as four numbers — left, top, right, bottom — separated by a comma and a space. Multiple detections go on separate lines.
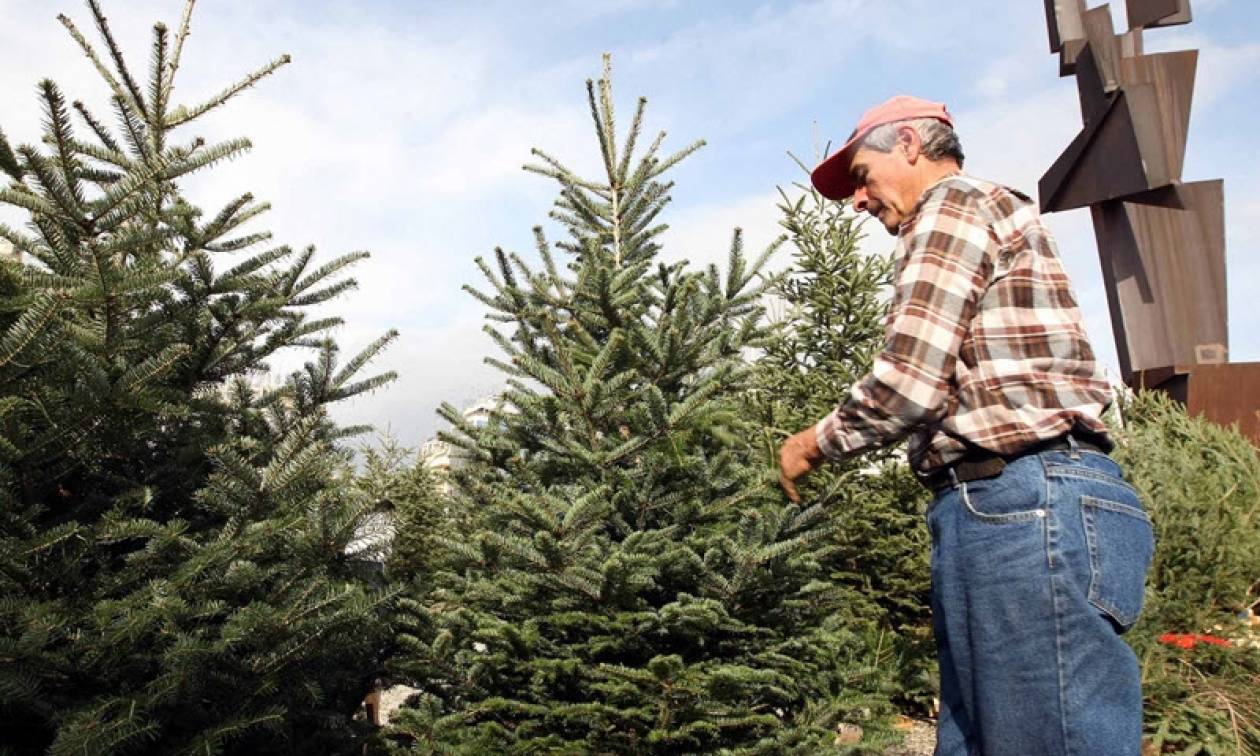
814, 414, 852, 462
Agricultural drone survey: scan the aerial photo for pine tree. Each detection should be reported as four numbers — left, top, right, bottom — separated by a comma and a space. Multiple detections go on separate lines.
0, 3, 398, 753
748, 162, 935, 713
350, 431, 444, 582
384, 58, 908, 754
1107, 391, 1260, 754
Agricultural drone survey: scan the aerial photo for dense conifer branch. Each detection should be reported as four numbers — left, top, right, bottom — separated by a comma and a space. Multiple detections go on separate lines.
0, 128, 23, 180
72, 100, 121, 153
86, 0, 150, 120
165, 0, 196, 97
109, 95, 149, 159
292, 249, 371, 295
39, 82, 86, 208
165, 55, 292, 128
0, 4, 396, 750
205, 231, 271, 254
0, 293, 60, 370
0, 186, 60, 219
161, 137, 252, 181
56, 15, 141, 120
66, 138, 128, 169
147, 23, 170, 138
331, 329, 398, 389
616, 96, 647, 185
16, 146, 85, 224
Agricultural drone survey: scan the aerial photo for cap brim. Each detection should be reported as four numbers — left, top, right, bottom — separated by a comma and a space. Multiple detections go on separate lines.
810, 134, 863, 200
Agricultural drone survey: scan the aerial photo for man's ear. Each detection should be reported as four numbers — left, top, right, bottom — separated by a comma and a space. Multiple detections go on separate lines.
896, 124, 922, 164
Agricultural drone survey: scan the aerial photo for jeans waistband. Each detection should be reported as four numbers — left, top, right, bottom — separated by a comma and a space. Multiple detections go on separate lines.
922, 433, 1109, 494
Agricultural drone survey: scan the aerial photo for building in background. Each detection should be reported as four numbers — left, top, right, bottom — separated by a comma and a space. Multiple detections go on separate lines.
419, 396, 500, 490
351, 396, 502, 563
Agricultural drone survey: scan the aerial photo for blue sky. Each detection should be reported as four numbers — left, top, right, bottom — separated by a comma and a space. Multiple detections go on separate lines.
2, 0, 1257, 447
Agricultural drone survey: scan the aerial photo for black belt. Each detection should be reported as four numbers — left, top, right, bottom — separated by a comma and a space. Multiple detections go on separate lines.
921, 434, 1109, 494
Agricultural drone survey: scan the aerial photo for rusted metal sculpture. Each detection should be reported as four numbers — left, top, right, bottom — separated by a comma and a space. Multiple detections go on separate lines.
1040, 0, 1260, 444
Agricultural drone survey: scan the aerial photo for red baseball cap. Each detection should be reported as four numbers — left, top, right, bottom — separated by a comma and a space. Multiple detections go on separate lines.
810, 95, 954, 200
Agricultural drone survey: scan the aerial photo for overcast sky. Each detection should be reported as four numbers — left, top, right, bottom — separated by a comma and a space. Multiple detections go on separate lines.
2, 0, 1257, 448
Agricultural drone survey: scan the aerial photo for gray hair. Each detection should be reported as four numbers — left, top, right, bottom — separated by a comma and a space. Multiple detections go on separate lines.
861, 117, 965, 165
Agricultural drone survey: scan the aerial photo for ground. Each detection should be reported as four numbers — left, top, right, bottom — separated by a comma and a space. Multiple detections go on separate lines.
889, 717, 936, 755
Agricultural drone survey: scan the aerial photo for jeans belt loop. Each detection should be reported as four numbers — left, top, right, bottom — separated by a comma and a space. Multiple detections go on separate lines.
1067, 432, 1081, 460
948, 467, 960, 490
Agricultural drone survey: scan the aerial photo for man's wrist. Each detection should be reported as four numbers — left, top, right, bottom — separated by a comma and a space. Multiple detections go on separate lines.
794, 426, 825, 465
813, 417, 845, 462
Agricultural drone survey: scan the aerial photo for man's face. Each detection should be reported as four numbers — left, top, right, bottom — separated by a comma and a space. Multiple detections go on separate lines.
848, 142, 917, 235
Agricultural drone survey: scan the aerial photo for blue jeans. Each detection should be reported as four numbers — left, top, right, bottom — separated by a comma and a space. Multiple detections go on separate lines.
926, 440, 1154, 755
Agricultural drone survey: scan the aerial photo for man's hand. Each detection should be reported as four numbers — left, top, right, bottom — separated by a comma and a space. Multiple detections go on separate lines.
778, 426, 825, 503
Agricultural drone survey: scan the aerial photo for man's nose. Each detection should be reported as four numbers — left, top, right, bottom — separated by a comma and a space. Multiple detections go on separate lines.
852, 186, 868, 213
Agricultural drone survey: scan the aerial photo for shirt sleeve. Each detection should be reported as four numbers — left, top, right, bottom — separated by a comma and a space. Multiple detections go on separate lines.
815, 188, 998, 460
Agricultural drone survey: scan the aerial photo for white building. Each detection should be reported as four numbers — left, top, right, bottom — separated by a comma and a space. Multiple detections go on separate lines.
351, 397, 503, 560
419, 396, 502, 480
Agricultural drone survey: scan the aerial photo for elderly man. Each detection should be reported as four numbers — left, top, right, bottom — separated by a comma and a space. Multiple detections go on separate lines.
778, 95, 1154, 755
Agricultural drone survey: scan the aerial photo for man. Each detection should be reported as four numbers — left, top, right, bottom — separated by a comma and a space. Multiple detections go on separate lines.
778, 95, 1154, 755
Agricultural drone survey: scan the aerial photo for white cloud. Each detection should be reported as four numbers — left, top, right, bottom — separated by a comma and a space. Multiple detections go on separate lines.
660, 189, 787, 273
620, 0, 880, 130
3, 0, 1256, 450
322, 315, 506, 447
409, 105, 591, 198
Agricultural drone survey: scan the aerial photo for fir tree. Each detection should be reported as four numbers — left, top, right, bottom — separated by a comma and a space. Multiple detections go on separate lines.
0, 3, 397, 753
1108, 391, 1260, 753
350, 432, 444, 582
748, 161, 935, 713
386, 58, 903, 754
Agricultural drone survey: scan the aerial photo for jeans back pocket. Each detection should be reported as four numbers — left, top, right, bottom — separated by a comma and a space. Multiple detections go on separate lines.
1081, 495, 1154, 630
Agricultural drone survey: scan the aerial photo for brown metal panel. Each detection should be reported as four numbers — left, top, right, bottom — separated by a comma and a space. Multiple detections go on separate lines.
1041, 0, 1251, 447
1184, 363, 1260, 446
1041, 91, 1158, 212
1082, 5, 1121, 92
1092, 181, 1227, 378
1074, 41, 1111, 121
1116, 51, 1197, 182
1119, 29, 1144, 59
1123, 84, 1173, 188
1041, 73, 1187, 213
1132, 365, 1187, 399
1060, 38, 1087, 76
1045, 0, 1087, 53
1094, 200, 1161, 380
1040, 91, 1114, 213
1132, 363, 1260, 448
1148, 5, 1192, 28
1127, 0, 1193, 30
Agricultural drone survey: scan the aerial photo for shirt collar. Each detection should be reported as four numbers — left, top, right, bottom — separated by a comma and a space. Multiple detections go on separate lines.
898, 171, 964, 234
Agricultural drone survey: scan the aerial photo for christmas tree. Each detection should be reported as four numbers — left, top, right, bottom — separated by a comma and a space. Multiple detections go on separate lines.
385, 57, 903, 754
748, 163, 936, 714
351, 431, 444, 582
0, 3, 397, 752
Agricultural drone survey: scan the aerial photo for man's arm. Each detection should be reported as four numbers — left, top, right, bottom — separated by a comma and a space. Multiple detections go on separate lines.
779, 190, 996, 500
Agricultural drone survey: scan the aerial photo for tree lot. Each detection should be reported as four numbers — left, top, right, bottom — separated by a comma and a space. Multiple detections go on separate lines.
1, 4, 1256, 755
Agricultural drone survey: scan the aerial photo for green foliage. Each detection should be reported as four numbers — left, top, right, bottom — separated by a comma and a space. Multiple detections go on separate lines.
1114, 391, 1260, 628
384, 58, 888, 754
351, 432, 445, 580
0, 3, 397, 753
1111, 391, 1260, 754
747, 161, 935, 715
750, 165, 889, 443
1135, 640, 1260, 755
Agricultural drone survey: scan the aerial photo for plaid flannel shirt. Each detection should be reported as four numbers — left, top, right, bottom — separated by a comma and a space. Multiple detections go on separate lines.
815, 174, 1114, 475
